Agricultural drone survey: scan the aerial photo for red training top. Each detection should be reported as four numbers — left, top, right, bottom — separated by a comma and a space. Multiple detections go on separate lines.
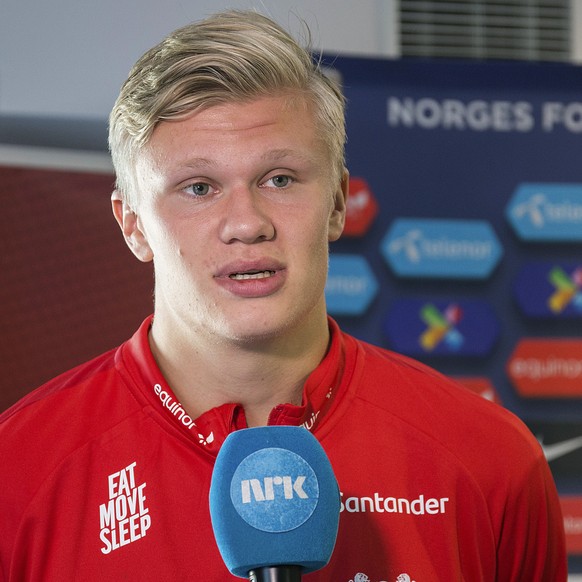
0, 317, 566, 581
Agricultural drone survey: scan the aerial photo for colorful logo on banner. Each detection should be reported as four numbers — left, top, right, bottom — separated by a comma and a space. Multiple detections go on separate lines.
381, 218, 502, 279
561, 497, 582, 555
507, 339, 582, 397
384, 299, 499, 356
454, 377, 502, 404
419, 303, 464, 352
514, 262, 582, 318
526, 421, 582, 479
343, 177, 378, 237
325, 254, 378, 316
506, 183, 582, 241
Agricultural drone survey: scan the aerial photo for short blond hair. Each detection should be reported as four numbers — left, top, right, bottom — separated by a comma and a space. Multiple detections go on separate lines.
108, 10, 346, 206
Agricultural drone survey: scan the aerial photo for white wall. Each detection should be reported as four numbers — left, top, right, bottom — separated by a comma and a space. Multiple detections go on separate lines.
0, 0, 396, 120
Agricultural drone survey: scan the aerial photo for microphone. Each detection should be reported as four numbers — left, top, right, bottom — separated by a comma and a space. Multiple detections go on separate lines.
209, 426, 340, 580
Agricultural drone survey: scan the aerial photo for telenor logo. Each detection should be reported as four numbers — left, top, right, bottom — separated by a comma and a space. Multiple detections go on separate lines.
384, 299, 499, 357
325, 254, 378, 315
514, 262, 582, 318
230, 448, 319, 533
506, 183, 582, 241
507, 339, 582, 397
381, 218, 502, 279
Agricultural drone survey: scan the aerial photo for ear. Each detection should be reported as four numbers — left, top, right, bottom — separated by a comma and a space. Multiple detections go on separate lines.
111, 190, 154, 262
328, 168, 349, 242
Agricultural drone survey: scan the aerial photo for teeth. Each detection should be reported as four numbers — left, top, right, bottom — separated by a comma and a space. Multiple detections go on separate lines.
229, 270, 275, 280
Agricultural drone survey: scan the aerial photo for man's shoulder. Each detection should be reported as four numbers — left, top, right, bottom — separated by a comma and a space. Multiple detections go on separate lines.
354, 336, 498, 409
1, 317, 154, 431
0, 348, 119, 427
347, 335, 539, 462
0, 345, 142, 477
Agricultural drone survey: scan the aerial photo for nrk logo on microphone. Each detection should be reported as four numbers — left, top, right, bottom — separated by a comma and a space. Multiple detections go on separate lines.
230, 447, 319, 533
381, 218, 502, 279
514, 262, 582, 318
506, 183, 582, 241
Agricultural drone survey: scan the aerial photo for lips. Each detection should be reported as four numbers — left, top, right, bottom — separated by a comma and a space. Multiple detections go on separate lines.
214, 260, 286, 298
216, 259, 284, 280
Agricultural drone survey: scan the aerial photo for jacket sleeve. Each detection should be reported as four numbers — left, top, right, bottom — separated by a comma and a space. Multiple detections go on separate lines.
496, 445, 567, 582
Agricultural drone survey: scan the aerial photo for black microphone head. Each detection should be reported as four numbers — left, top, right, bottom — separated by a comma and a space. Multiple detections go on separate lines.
209, 426, 340, 577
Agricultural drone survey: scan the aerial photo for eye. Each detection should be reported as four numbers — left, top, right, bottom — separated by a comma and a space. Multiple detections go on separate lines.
264, 174, 293, 189
183, 182, 212, 197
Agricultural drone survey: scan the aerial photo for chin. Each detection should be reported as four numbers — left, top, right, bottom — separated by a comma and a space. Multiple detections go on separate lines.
216, 310, 300, 346
224, 322, 286, 346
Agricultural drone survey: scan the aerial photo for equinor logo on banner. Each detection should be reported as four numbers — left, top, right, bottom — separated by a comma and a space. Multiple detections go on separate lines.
506, 183, 582, 241
381, 218, 502, 279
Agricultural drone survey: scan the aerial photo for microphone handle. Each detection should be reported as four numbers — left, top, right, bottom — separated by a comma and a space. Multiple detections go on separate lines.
248, 566, 302, 582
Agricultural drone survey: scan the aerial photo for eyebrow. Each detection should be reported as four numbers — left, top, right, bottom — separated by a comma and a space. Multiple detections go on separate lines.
182, 157, 216, 170
182, 149, 316, 169
260, 148, 317, 165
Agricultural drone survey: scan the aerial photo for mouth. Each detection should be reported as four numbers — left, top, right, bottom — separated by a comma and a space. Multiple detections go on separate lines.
215, 262, 285, 297
228, 270, 276, 281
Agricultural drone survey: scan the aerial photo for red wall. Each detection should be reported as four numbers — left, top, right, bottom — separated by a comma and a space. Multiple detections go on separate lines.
0, 165, 153, 411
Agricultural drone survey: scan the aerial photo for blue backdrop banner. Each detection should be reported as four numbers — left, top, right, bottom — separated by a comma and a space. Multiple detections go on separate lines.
323, 55, 582, 567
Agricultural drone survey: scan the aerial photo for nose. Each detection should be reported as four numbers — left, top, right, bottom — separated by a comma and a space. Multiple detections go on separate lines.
219, 185, 276, 244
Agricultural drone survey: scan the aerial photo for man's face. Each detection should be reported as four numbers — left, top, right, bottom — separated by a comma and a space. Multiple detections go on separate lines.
115, 94, 347, 345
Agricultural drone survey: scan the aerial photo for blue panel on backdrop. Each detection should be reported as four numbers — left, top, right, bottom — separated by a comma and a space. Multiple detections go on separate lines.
325, 254, 378, 316
514, 261, 582, 318
380, 218, 502, 279
506, 183, 582, 241
384, 298, 499, 357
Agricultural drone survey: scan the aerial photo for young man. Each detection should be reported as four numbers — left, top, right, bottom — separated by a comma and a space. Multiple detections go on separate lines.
0, 10, 566, 581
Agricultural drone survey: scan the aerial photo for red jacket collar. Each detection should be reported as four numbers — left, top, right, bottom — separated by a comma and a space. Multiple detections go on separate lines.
117, 316, 346, 454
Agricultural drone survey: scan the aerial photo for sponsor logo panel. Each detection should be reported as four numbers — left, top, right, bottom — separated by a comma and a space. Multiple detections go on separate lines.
384, 299, 499, 357
380, 218, 502, 279
507, 339, 582, 398
506, 183, 582, 241
514, 262, 582, 318
526, 421, 582, 479
561, 496, 582, 555
454, 377, 502, 404
326, 254, 379, 316
344, 177, 379, 237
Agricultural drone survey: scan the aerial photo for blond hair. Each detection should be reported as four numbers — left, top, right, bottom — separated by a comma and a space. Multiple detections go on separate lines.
108, 10, 346, 206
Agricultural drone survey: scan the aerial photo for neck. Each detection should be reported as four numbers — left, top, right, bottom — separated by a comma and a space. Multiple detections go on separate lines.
148, 313, 330, 427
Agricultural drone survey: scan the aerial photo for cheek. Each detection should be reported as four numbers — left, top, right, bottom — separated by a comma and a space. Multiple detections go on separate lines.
142, 207, 190, 255
286, 208, 329, 253
297, 212, 332, 269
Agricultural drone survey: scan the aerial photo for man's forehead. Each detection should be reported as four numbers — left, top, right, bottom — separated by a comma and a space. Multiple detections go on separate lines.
156, 93, 312, 130
143, 98, 321, 157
